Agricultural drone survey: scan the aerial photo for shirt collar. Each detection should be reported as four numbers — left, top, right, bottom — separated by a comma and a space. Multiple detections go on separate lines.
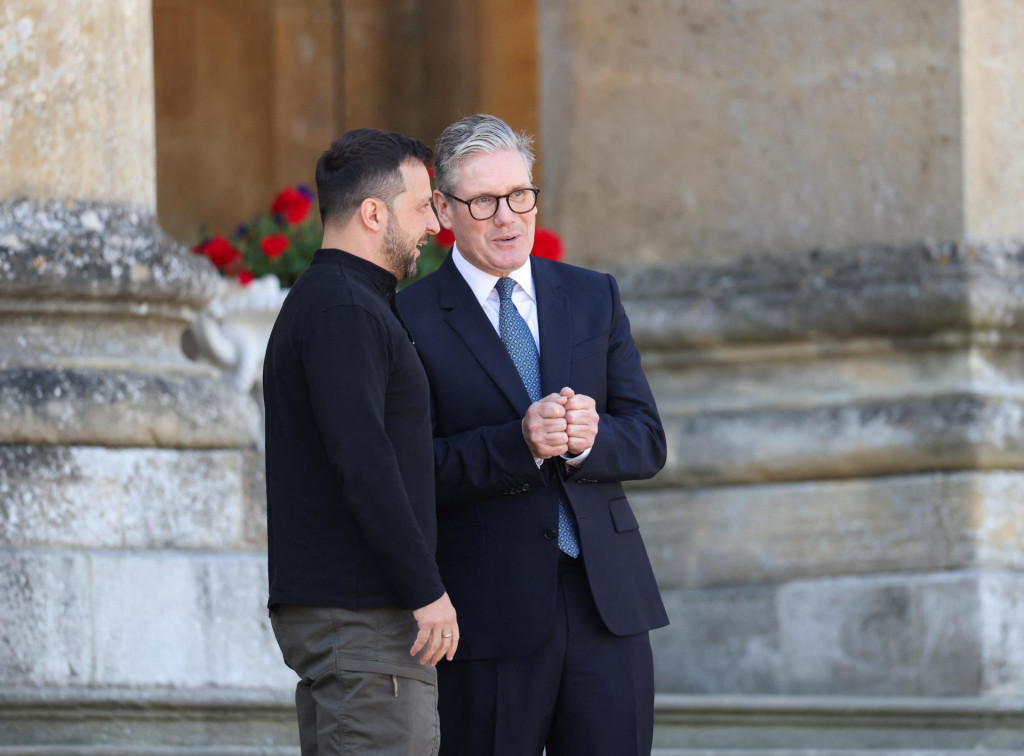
451, 243, 535, 308
312, 248, 397, 296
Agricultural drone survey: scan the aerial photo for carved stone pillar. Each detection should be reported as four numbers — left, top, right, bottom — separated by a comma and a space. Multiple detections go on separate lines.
0, 0, 294, 749
542, 0, 1024, 750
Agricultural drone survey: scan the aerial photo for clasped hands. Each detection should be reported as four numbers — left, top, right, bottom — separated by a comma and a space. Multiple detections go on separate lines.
411, 392, 596, 666
522, 386, 599, 459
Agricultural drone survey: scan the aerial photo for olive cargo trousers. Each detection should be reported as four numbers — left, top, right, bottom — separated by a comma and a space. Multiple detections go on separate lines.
271, 604, 440, 756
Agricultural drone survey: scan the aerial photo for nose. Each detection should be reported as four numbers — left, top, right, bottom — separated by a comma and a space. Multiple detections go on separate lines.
493, 197, 516, 225
426, 209, 441, 235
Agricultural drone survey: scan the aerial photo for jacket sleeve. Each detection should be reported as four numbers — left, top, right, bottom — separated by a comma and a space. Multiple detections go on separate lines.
301, 305, 445, 609
431, 416, 548, 506
564, 273, 667, 483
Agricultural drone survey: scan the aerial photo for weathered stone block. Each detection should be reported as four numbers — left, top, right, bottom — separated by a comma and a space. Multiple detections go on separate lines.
91, 553, 211, 686
0, 313, 189, 370
0, 200, 216, 305
241, 448, 269, 548
0, 550, 293, 690
636, 471, 1024, 589
0, 200, 260, 448
0, 552, 92, 686
777, 574, 981, 696
652, 585, 782, 695
655, 393, 1024, 487
0, 446, 259, 550
980, 572, 1024, 695
607, 244, 1024, 486
0, 370, 258, 447
652, 572, 1019, 696
201, 555, 288, 688
615, 242, 1024, 351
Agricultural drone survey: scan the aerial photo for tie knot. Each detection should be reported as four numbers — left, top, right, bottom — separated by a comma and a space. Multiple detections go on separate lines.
495, 277, 516, 301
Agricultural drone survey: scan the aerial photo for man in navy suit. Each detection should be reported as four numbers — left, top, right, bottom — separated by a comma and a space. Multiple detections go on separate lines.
399, 114, 668, 756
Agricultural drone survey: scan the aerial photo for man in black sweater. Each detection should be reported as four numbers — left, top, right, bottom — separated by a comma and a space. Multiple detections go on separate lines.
263, 129, 457, 755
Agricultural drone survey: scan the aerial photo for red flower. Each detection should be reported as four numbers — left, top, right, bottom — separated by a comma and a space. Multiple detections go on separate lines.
435, 227, 455, 248
237, 268, 255, 286
261, 234, 290, 259
195, 234, 243, 271
531, 228, 564, 261
271, 186, 312, 225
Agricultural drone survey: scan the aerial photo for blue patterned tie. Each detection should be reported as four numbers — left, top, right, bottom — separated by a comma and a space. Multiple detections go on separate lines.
495, 277, 580, 558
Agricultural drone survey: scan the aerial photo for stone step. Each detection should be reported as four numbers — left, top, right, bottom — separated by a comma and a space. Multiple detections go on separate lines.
3, 750, 1019, 756
3, 748, 1020, 756
654, 694, 1024, 751
6, 687, 1024, 753
0, 687, 298, 749
651, 749, 1024, 753
0, 743, 297, 755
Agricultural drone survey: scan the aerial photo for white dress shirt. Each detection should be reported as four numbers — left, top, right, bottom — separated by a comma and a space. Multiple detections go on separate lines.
452, 244, 539, 348
451, 245, 591, 466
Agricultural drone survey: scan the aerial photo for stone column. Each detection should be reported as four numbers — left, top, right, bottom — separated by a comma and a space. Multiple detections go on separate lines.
541, 0, 1024, 750
0, 1, 295, 749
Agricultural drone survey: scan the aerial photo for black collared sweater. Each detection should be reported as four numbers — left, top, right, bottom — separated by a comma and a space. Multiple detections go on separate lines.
264, 249, 445, 610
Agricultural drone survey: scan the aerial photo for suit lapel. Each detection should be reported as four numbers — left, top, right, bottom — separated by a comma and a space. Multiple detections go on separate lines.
534, 259, 573, 396
437, 255, 534, 415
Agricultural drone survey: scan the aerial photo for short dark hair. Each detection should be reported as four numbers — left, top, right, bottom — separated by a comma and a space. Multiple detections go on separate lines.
314, 129, 433, 227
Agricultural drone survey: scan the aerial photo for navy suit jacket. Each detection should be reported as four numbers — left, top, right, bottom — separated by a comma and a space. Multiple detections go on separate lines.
398, 254, 669, 660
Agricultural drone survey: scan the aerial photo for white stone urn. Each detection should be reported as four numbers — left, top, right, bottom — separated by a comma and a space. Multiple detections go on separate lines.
185, 274, 288, 395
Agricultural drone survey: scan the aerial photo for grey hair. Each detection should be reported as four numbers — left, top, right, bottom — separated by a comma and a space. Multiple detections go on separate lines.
433, 114, 535, 195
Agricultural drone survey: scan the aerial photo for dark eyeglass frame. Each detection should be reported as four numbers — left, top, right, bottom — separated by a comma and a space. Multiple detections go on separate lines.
442, 188, 540, 221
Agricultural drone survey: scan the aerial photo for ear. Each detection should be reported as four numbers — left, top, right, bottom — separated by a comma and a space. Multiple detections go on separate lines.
358, 197, 387, 233
433, 189, 454, 229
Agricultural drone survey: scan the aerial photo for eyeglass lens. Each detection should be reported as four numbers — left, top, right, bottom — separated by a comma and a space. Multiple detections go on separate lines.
467, 189, 538, 220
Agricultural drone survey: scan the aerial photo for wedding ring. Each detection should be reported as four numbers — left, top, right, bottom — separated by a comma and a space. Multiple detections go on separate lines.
442, 633, 453, 638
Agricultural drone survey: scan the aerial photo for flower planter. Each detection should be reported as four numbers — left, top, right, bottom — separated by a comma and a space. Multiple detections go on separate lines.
185, 274, 288, 394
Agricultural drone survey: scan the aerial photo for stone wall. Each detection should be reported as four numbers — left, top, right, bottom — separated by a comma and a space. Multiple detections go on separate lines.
0, 198, 296, 749
539, 0, 1024, 267
4, 0, 1024, 750
0, 1, 298, 750
612, 240, 1024, 700
0, 0, 156, 206
539, 0, 1024, 716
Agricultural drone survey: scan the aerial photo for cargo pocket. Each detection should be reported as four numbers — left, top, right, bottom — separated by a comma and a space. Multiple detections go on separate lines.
334, 654, 439, 756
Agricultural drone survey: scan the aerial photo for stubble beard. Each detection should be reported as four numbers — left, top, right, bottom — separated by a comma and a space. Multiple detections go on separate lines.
383, 215, 419, 280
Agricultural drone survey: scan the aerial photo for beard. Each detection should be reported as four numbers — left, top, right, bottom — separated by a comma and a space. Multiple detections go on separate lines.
382, 214, 420, 280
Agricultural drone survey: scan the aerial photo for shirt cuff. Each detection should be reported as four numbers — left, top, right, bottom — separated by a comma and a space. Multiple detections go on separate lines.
561, 447, 592, 467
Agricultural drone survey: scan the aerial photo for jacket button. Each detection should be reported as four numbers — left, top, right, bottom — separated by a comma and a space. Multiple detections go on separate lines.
543, 528, 556, 540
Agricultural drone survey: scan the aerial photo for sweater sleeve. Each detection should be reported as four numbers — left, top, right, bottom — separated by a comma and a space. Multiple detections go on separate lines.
300, 305, 445, 609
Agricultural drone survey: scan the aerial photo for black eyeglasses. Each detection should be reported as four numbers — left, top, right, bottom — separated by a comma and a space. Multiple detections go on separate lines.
443, 188, 540, 220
